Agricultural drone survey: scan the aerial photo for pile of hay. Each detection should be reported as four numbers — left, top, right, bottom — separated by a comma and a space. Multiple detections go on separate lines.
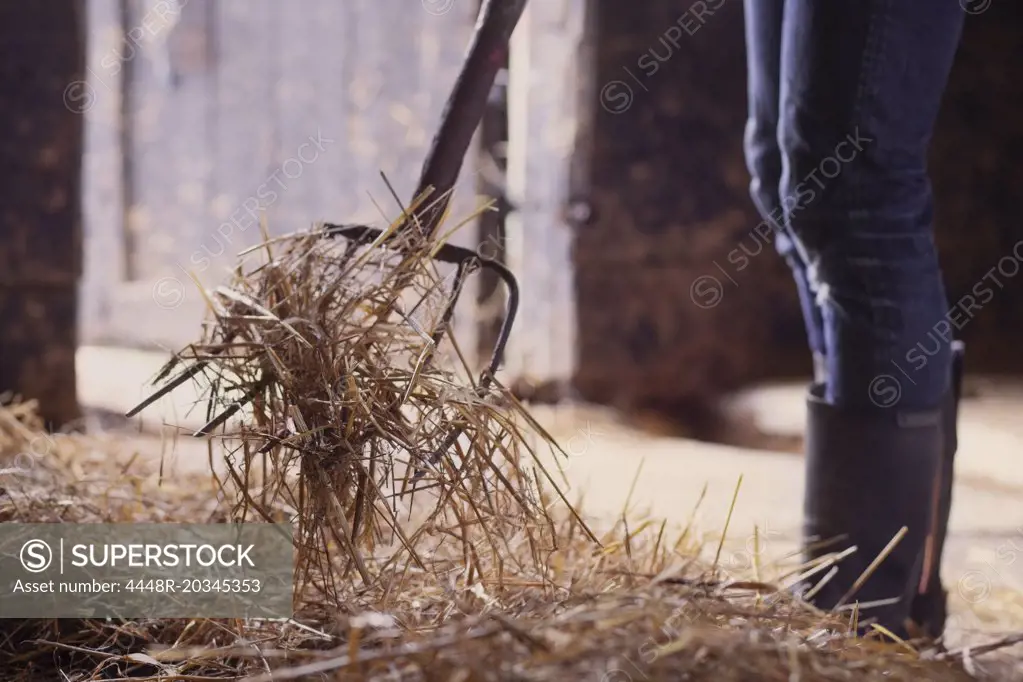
0, 212, 1016, 680
1, 400, 994, 681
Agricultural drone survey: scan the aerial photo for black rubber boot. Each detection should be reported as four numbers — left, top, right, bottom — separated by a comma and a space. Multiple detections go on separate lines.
801, 385, 945, 638
909, 341, 965, 639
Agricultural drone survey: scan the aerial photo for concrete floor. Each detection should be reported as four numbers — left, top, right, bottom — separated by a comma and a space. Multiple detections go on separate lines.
77, 346, 1023, 664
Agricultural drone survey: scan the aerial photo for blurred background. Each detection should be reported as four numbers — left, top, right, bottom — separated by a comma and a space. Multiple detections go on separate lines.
9, 0, 1023, 425
3, 0, 1023, 651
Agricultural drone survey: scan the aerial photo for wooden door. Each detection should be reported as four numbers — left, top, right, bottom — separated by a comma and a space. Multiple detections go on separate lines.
501, 0, 592, 390
570, 0, 807, 409
81, 0, 481, 356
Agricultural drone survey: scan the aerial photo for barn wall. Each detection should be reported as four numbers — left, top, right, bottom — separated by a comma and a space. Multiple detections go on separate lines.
572, 0, 805, 410
80, 0, 482, 360
930, 3, 1023, 373
0, 1, 85, 426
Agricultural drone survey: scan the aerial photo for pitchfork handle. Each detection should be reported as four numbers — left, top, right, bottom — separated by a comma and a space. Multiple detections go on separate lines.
408, 0, 528, 240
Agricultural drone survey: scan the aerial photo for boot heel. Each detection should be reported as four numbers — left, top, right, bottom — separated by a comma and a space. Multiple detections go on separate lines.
910, 341, 964, 638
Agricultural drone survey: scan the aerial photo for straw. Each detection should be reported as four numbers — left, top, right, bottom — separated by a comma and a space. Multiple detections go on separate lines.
4, 396, 1021, 680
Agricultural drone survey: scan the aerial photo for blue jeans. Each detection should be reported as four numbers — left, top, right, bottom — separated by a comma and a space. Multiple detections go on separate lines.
742, 0, 964, 410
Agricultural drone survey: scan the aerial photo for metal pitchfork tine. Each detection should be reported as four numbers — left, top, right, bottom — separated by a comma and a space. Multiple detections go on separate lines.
126, 0, 529, 440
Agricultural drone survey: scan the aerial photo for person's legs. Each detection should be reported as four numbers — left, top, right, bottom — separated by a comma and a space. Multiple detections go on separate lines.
776, 0, 965, 637
778, 0, 963, 411
741, 0, 827, 382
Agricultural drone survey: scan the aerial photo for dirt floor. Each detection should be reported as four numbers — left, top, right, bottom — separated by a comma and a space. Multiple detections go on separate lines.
76, 346, 1023, 678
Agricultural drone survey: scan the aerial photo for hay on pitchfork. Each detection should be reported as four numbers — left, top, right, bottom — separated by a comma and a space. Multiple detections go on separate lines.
124, 0, 551, 604
131, 202, 594, 602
